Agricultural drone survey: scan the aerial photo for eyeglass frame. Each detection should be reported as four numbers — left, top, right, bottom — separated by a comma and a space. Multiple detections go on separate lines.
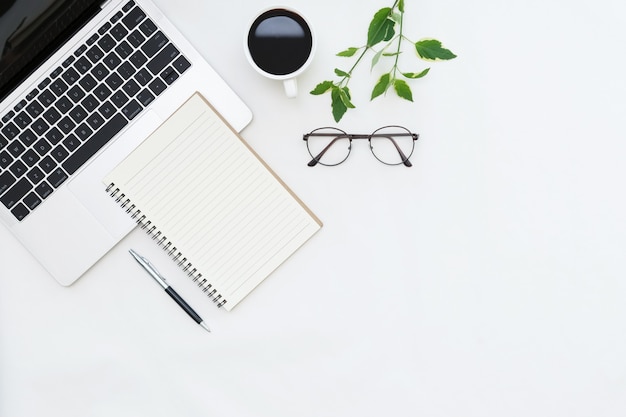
303, 125, 419, 167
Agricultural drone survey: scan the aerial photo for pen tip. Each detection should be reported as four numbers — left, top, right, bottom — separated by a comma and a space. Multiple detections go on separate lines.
200, 321, 211, 333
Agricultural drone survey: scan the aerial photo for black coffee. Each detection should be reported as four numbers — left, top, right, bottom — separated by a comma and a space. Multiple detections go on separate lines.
247, 9, 313, 76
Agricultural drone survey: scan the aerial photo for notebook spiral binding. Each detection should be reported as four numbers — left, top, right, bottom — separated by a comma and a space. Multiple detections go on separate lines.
106, 183, 227, 308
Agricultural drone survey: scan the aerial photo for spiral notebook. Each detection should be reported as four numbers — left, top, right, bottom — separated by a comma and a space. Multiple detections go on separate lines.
104, 92, 322, 310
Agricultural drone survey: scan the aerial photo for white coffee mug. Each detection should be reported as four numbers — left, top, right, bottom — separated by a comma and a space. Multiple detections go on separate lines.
244, 7, 316, 98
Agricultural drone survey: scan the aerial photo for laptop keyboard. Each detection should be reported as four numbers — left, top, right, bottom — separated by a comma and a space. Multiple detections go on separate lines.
0, 0, 191, 221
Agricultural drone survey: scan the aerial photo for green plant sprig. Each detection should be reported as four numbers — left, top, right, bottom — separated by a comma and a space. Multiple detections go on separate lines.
310, 0, 457, 122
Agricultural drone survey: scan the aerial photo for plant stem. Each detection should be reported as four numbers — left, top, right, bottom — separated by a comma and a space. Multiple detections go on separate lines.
392, 9, 404, 80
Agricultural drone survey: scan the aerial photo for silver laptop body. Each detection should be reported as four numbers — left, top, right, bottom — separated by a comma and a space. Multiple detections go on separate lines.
0, 0, 252, 285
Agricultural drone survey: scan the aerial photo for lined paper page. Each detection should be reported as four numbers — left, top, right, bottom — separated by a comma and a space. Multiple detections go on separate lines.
104, 93, 321, 310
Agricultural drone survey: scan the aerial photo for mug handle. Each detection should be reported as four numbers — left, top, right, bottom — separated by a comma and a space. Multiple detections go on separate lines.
283, 78, 298, 98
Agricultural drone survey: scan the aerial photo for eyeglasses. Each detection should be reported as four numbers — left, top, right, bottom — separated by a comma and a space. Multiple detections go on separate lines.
303, 125, 418, 167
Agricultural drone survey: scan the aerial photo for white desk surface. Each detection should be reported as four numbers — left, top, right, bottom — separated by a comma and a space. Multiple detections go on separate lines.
2, 0, 626, 415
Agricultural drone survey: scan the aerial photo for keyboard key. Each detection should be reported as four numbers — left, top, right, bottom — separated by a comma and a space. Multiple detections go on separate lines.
86, 45, 105, 63
87, 112, 105, 130
98, 34, 116, 53
2, 111, 14, 123
123, 79, 140, 96
147, 44, 179, 75
173, 56, 191, 74
8, 141, 25, 157
26, 101, 44, 118
27, 166, 45, 184
14, 100, 27, 112
139, 19, 157, 37
69, 105, 88, 124
98, 101, 116, 119
62, 56, 75, 68
111, 11, 124, 24
48, 168, 68, 188
122, 1, 135, 12
74, 44, 88, 57
38, 89, 56, 107
75, 124, 93, 141
21, 149, 39, 167
62, 67, 80, 85
32, 118, 50, 135
33, 138, 52, 156
122, 99, 142, 120
9, 160, 27, 177
18, 129, 37, 147
123, 6, 146, 30
98, 22, 112, 36
129, 50, 147, 68
0, 171, 16, 194
63, 134, 80, 151
127, 30, 145, 48
67, 85, 86, 103
10, 203, 29, 221
79, 74, 98, 92
86, 33, 99, 46
0, 150, 13, 169
35, 181, 53, 199
94, 84, 112, 102
148, 78, 166, 96
0, 177, 30, 209
26, 88, 39, 101
14, 111, 32, 129
141, 31, 168, 57
58, 117, 76, 134
23, 192, 42, 210
91, 63, 109, 81
105, 72, 124, 90
103, 52, 122, 70
38, 78, 51, 90
50, 66, 63, 79
111, 91, 129, 108
38, 156, 56, 173
74, 56, 93, 73
55, 96, 73, 113
51, 145, 70, 162
115, 40, 133, 59
117, 62, 136, 79
50, 79, 69, 96
160, 66, 179, 85
0, 134, 6, 150
63, 114, 128, 175
45, 128, 63, 146
134, 68, 151, 86
81, 94, 99, 112
1, 122, 19, 139
43, 108, 62, 126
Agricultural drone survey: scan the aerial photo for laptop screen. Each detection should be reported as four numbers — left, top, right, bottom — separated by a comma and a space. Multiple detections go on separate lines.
0, 0, 101, 102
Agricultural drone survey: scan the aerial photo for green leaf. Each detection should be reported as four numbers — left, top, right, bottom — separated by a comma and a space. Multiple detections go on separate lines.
331, 87, 348, 122
337, 47, 359, 57
367, 8, 396, 47
334, 68, 350, 78
415, 39, 457, 61
394, 79, 413, 101
398, 0, 405, 13
371, 48, 385, 70
339, 87, 356, 108
402, 68, 430, 79
371, 73, 391, 100
310, 81, 334, 95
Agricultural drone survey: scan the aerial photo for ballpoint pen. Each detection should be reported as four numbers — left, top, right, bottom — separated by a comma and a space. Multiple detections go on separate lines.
129, 249, 211, 332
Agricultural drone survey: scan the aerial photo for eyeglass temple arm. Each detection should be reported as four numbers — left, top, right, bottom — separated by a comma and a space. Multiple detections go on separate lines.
305, 135, 349, 167
372, 134, 415, 167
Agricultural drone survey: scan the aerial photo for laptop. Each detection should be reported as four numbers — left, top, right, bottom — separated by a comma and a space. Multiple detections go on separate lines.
0, 0, 252, 285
